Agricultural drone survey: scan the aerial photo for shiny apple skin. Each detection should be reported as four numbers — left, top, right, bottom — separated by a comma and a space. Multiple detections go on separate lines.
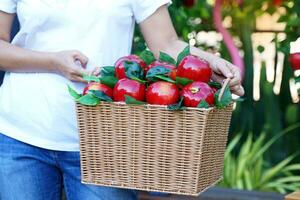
289, 53, 300, 71
146, 61, 177, 80
115, 55, 147, 79
113, 78, 146, 102
181, 81, 215, 107
83, 82, 113, 97
177, 55, 212, 83
146, 81, 180, 105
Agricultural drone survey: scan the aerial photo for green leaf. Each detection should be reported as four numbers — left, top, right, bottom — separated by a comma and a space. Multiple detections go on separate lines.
175, 76, 193, 86
244, 169, 253, 190
233, 98, 245, 102
77, 94, 100, 106
176, 45, 190, 66
214, 86, 232, 108
287, 18, 300, 26
101, 66, 115, 77
130, 77, 147, 84
252, 123, 300, 162
265, 182, 300, 194
225, 134, 242, 159
197, 100, 210, 108
167, 97, 185, 111
283, 164, 300, 172
68, 85, 82, 100
159, 51, 176, 65
237, 134, 253, 179
295, 77, 300, 83
125, 95, 146, 105
275, 186, 286, 194
274, 176, 300, 184
260, 154, 297, 184
146, 66, 175, 83
82, 74, 101, 82
257, 45, 265, 53
155, 75, 176, 83
254, 157, 263, 188
208, 81, 222, 89
248, 133, 266, 163
124, 61, 144, 80
99, 76, 118, 88
146, 66, 171, 79
277, 15, 288, 23
90, 90, 113, 102
140, 50, 156, 65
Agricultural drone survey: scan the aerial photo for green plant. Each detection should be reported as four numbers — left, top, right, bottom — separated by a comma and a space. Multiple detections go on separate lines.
220, 123, 300, 193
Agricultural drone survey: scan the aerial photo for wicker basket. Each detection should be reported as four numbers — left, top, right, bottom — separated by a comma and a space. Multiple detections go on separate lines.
76, 100, 233, 196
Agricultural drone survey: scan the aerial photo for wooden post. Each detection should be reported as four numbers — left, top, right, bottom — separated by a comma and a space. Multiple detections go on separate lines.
285, 191, 300, 200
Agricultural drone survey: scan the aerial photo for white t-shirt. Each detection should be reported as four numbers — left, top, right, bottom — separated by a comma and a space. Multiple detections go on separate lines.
0, 0, 171, 151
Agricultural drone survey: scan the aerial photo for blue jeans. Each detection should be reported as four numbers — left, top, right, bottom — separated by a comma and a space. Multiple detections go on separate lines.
0, 133, 137, 200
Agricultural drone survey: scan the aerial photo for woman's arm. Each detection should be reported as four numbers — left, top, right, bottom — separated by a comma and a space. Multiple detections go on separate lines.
0, 11, 88, 82
139, 6, 244, 96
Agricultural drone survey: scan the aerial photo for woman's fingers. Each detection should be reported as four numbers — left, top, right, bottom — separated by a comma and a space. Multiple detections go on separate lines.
210, 59, 233, 78
71, 75, 86, 83
211, 72, 245, 96
211, 73, 225, 84
218, 61, 234, 78
233, 86, 245, 96
229, 65, 242, 86
72, 50, 89, 68
92, 67, 101, 76
229, 76, 241, 87
70, 70, 88, 83
69, 67, 89, 82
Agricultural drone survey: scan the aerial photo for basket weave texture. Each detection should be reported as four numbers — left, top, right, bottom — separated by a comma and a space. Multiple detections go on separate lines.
76, 102, 233, 196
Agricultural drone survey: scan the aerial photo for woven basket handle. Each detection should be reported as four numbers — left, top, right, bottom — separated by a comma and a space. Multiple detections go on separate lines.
218, 78, 231, 101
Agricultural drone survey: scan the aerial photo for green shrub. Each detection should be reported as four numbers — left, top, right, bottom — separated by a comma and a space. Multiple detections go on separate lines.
220, 124, 300, 194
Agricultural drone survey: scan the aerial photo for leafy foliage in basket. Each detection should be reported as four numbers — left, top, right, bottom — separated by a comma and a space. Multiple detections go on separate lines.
68, 47, 237, 110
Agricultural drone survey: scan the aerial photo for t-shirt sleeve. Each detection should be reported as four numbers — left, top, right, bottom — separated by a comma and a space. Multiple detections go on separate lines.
132, 0, 172, 24
0, 0, 17, 14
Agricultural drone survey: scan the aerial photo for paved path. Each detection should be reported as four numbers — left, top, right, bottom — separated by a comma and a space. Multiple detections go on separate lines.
138, 187, 284, 200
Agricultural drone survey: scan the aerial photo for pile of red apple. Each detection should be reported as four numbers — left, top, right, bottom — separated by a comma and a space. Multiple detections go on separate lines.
69, 46, 232, 109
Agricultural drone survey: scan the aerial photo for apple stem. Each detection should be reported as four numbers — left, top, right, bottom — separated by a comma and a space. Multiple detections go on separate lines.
191, 88, 199, 94
218, 78, 231, 102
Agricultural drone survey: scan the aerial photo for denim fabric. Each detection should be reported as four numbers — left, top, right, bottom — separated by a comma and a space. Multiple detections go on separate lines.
0, 133, 137, 200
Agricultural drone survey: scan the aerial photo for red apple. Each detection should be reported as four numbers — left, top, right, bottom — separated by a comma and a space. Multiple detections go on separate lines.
183, 0, 196, 8
289, 53, 300, 71
146, 81, 180, 105
272, 0, 282, 7
83, 82, 113, 97
181, 82, 215, 107
146, 61, 177, 80
115, 55, 147, 79
113, 78, 146, 101
177, 55, 212, 83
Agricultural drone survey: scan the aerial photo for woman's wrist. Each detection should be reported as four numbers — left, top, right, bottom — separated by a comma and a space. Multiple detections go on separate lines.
190, 47, 218, 70
41, 52, 61, 74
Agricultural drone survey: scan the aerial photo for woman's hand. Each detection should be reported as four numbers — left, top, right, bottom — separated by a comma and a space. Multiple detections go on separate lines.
91, 67, 101, 76
208, 56, 244, 96
51, 50, 89, 82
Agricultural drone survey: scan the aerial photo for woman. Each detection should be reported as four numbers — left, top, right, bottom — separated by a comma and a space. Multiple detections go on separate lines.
0, 0, 244, 199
